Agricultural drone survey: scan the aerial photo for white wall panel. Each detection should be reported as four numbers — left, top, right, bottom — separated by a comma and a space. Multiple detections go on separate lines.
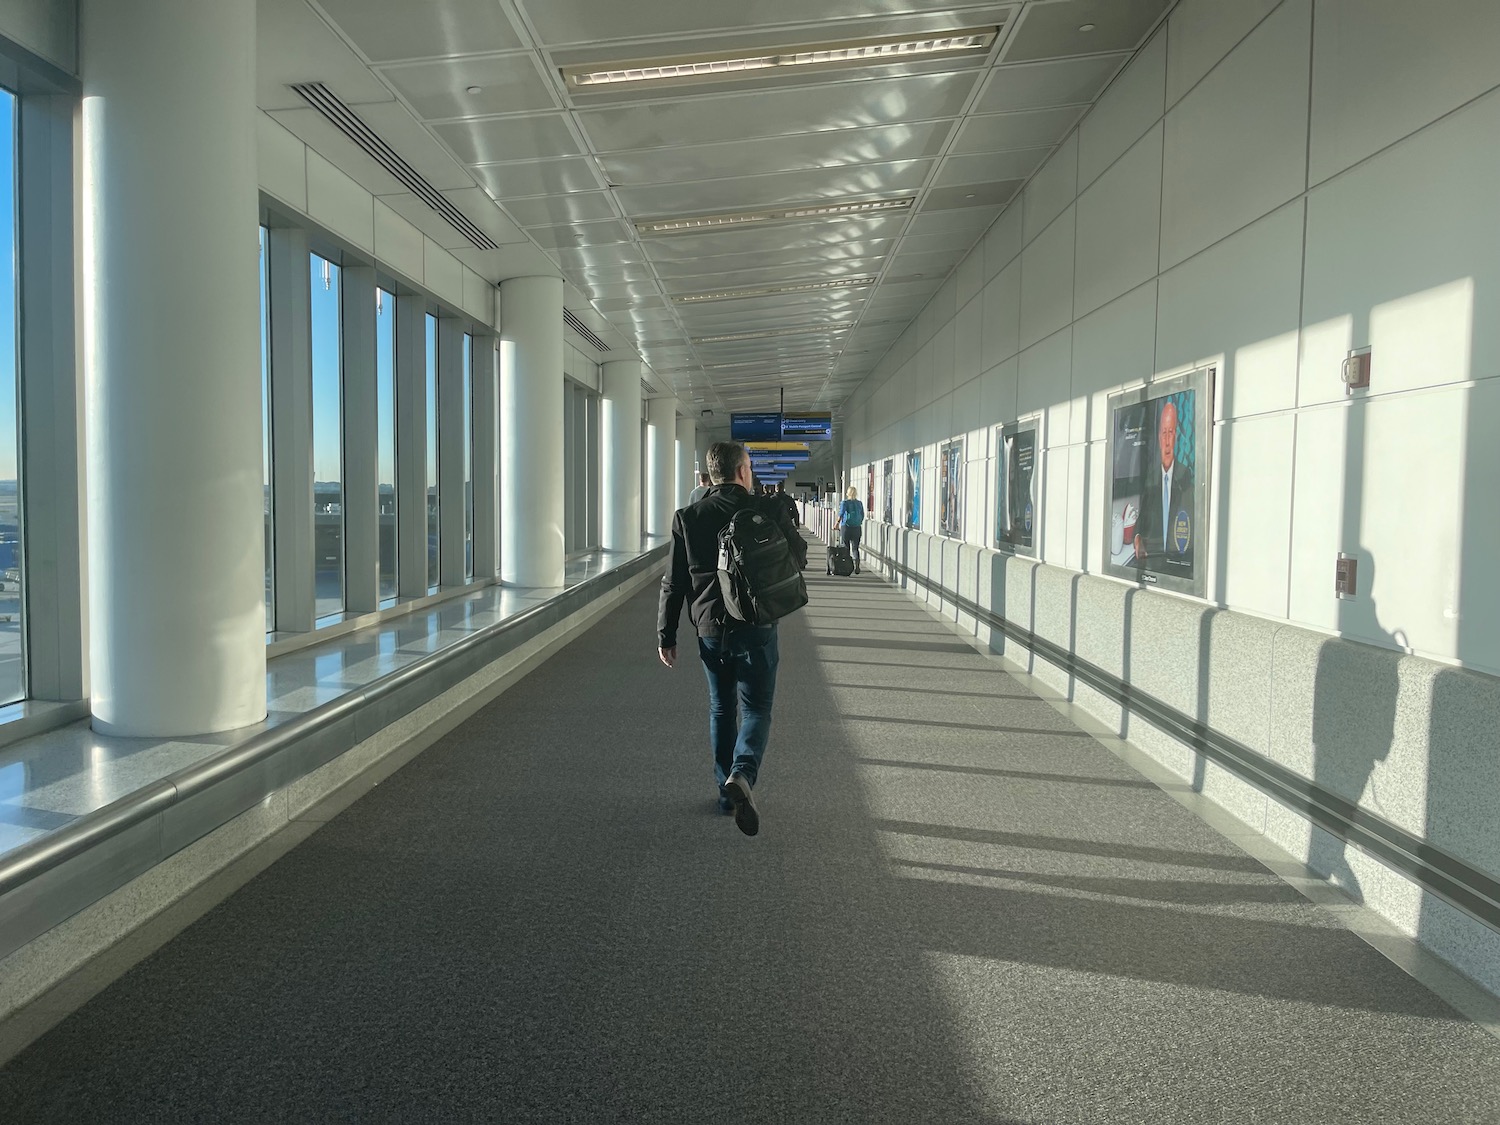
1041, 447, 1069, 566
1164, 0, 1280, 107
956, 245, 986, 309
257, 114, 307, 213
979, 356, 1019, 429
1073, 123, 1163, 319
1064, 444, 1089, 571
1299, 90, 1500, 408
1071, 280, 1157, 444
0, 0, 76, 74
1157, 200, 1304, 420
1018, 328, 1072, 444
1160, 0, 1311, 269
983, 203, 1023, 280
954, 295, 983, 386
423, 236, 464, 309
1309, 0, 1500, 186
1079, 29, 1166, 188
462, 268, 494, 325
1022, 133, 1078, 245
305, 151, 374, 254
1018, 206, 1075, 349
981, 258, 1022, 365
932, 321, 957, 403
1217, 413, 1294, 616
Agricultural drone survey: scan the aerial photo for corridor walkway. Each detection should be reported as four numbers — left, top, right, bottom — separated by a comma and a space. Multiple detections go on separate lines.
2, 548, 1498, 1123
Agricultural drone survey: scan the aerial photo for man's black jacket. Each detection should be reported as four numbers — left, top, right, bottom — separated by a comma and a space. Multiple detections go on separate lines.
657, 484, 808, 649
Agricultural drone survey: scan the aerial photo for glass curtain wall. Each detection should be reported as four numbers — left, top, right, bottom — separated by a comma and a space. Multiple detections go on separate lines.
425, 313, 438, 589
462, 333, 474, 580
0, 89, 21, 703
258, 227, 273, 630
376, 288, 397, 601
309, 254, 344, 619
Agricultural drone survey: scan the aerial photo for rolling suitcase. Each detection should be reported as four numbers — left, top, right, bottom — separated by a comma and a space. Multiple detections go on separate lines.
827, 543, 855, 577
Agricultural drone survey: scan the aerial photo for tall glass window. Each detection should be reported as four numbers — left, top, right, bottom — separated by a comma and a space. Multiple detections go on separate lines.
425, 313, 439, 589
463, 333, 474, 579
376, 288, 397, 601
0, 89, 21, 703
258, 226, 273, 630
310, 254, 344, 619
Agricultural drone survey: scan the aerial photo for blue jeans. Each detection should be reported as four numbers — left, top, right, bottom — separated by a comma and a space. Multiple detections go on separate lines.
698, 624, 779, 792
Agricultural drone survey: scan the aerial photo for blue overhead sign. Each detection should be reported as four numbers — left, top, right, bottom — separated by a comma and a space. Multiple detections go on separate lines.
730, 412, 783, 441
781, 412, 832, 440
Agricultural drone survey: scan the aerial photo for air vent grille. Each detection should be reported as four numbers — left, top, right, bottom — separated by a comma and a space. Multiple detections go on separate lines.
290, 82, 498, 251
563, 309, 611, 352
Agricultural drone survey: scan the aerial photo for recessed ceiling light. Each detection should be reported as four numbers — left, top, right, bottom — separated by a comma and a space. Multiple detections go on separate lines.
674, 277, 877, 303
637, 196, 914, 235
466, 86, 483, 94
1078, 23, 1096, 32
693, 324, 854, 344
561, 28, 998, 90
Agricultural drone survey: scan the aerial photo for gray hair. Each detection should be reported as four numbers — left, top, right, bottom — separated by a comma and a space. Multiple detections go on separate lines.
706, 441, 747, 484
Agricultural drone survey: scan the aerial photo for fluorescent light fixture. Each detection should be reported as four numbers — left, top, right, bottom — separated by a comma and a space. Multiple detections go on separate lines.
674, 277, 877, 304
693, 324, 854, 344
563, 29, 996, 90
638, 197, 912, 236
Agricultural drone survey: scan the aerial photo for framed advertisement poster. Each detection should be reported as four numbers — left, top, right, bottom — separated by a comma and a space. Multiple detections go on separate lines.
995, 419, 1039, 556
866, 463, 875, 515
882, 458, 894, 523
1102, 366, 1214, 597
939, 439, 963, 538
904, 450, 921, 530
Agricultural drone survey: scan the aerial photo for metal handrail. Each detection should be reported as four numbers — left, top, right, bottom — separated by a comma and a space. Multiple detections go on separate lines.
0, 547, 668, 899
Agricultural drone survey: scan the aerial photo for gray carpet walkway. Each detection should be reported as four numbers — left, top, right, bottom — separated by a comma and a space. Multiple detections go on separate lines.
2, 546, 1499, 1123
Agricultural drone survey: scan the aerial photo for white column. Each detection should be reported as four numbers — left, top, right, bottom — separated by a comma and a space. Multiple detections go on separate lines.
472, 335, 500, 578
600, 359, 642, 552
395, 295, 428, 599
646, 397, 677, 537
437, 317, 466, 587
341, 266, 378, 614
499, 276, 565, 586
82, 0, 263, 736
675, 416, 696, 508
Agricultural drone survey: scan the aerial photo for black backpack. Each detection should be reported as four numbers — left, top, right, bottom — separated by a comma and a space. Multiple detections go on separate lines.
717, 502, 808, 625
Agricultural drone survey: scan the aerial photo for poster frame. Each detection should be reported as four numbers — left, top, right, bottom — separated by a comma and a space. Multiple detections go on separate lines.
938, 438, 964, 539
994, 417, 1040, 558
1101, 365, 1215, 598
904, 449, 921, 531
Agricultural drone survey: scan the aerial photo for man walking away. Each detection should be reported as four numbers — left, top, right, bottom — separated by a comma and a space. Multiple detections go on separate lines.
658, 441, 808, 836
837, 486, 865, 574
687, 471, 711, 506
775, 481, 800, 527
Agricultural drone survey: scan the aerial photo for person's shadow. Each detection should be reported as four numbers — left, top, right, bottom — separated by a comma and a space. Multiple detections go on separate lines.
1310, 549, 1404, 903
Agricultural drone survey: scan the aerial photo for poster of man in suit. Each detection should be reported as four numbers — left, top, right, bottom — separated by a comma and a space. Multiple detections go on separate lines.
1108, 386, 1199, 585
867, 463, 875, 515
883, 458, 894, 523
996, 423, 1037, 553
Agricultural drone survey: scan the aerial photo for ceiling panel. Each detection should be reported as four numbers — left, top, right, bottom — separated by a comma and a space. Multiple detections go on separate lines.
614, 160, 935, 219
973, 52, 1129, 113
504, 191, 617, 226
649, 243, 896, 276
950, 105, 1086, 154
1005, 0, 1170, 63
529, 221, 635, 249
575, 73, 980, 154
902, 207, 1002, 237
315, 0, 526, 62
526, 0, 1013, 47
472, 157, 603, 199
432, 113, 583, 164
920, 178, 1024, 211
660, 260, 888, 295
638, 215, 909, 258
934, 146, 1052, 187
259, 0, 395, 111
595, 121, 955, 187
379, 53, 558, 120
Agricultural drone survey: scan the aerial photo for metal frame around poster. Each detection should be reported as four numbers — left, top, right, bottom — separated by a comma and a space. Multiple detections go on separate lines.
1101, 365, 1214, 598
995, 417, 1039, 558
938, 437, 964, 539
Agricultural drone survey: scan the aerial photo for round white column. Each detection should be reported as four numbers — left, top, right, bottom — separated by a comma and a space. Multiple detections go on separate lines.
675, 416, 696, 508
499, 276, 565, 586
646, 397, 678, 537
600, 359, 642, 552
82, 0, 264, 736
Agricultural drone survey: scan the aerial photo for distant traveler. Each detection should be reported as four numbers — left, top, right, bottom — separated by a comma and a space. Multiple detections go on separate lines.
838, 486, 865, 574
658, 441, 808, 836
775, 481, 800, 527
687, 471, 711, 505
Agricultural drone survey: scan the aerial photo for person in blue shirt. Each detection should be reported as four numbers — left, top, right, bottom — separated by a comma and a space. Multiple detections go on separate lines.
837, 486, 865, 575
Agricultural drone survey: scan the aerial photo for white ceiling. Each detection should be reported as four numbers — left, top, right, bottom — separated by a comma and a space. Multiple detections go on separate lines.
264, 0, 1172, 412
